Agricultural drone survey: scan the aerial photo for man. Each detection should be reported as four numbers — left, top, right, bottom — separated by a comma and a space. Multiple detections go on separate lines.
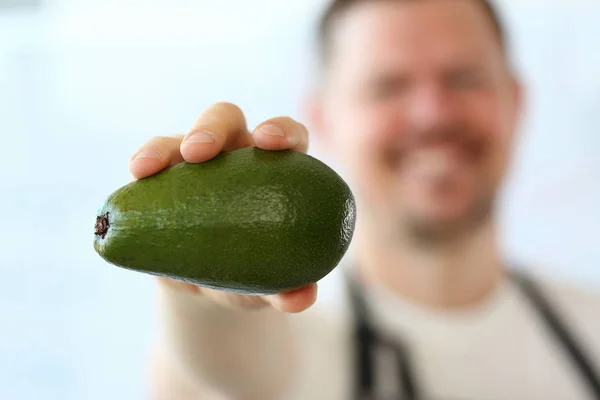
127, 0, 600, 399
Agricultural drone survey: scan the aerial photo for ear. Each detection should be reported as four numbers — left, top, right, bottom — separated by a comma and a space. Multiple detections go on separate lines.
301, 91, 330, 150
510, 74, 525, 133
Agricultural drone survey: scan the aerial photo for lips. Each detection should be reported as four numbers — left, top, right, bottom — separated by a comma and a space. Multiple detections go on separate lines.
402, 144, 474, 185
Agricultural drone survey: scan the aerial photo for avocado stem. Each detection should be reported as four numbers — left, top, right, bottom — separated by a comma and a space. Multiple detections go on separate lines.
95, 212, 110, 239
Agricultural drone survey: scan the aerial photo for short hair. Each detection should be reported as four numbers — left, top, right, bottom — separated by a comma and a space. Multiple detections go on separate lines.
316, 0, 508, 68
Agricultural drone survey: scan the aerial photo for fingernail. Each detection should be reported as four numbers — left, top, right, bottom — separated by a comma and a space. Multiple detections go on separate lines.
258, 124, 285, 137
133, 148, 162, 160
185, 131, 215, 143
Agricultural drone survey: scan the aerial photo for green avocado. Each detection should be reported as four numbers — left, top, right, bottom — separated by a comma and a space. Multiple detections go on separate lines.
93, 147, 356, 295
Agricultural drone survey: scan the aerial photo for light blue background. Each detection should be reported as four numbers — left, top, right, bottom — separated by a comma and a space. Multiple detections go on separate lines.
1, 1, 599, 399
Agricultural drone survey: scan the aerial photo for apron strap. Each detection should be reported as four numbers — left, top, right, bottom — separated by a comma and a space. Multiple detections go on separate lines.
346, 267, 600, 400
346, 272, 420, 399
346, 272, 377, 398
511, 269, 600, 399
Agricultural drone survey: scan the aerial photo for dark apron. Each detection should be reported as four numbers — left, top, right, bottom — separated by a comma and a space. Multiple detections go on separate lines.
346, 268, 600, 400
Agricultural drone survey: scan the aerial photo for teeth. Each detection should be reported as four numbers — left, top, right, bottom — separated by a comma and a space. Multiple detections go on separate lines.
407, 149, 463, 179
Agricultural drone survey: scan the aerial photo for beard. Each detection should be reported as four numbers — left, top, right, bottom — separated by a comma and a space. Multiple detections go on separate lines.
379, 121, 498, 247
400, 192, 497, 247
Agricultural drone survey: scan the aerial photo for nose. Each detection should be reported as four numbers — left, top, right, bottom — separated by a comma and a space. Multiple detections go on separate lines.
406, 83, 457, 132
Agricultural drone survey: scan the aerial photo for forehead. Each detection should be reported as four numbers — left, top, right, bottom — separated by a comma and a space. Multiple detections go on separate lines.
328, 0, 504, 75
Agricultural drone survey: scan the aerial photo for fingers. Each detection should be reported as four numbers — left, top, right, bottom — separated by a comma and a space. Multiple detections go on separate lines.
157, 277, 201, 294
180, 102, 253, 163
158, 276, 317, 314
128, 134, 185, 179
158, 277, 270, 308
266, 283, 318, 313
252, 117, 309, 153
130, 106, 310, 180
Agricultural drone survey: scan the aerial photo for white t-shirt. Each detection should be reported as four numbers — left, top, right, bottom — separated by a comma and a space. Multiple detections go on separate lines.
282, 263, 600, 400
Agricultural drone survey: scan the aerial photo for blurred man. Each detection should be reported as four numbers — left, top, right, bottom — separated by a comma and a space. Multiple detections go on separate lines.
127, 0, 600, 399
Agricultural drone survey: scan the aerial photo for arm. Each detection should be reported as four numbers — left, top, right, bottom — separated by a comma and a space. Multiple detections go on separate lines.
126, 102, 315, 399
151, 282, 296, 400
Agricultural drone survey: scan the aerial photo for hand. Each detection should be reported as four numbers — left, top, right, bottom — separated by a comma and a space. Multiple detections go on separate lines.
128, 102, 316, 313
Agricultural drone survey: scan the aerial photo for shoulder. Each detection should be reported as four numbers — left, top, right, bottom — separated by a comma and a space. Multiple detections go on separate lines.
523, 268, 600, 367
530, 270, 600, 323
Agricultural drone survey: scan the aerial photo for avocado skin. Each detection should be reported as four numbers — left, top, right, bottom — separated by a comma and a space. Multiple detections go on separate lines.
93, 147, 356, 295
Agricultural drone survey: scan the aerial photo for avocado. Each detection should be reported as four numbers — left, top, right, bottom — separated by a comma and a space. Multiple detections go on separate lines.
93, 147, 356, 295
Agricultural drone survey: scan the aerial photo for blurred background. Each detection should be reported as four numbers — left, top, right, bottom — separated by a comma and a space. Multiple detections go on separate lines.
1, 0, 599, 399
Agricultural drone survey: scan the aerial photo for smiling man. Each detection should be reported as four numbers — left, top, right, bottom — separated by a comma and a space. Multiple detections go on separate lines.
126, 1, 600, 399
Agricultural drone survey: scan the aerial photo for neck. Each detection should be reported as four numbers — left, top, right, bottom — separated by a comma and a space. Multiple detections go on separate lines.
355, 219, 506, 310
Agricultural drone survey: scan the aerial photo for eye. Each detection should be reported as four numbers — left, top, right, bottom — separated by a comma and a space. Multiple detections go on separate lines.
369, 76, 410, 100
447, 69, 486, 90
